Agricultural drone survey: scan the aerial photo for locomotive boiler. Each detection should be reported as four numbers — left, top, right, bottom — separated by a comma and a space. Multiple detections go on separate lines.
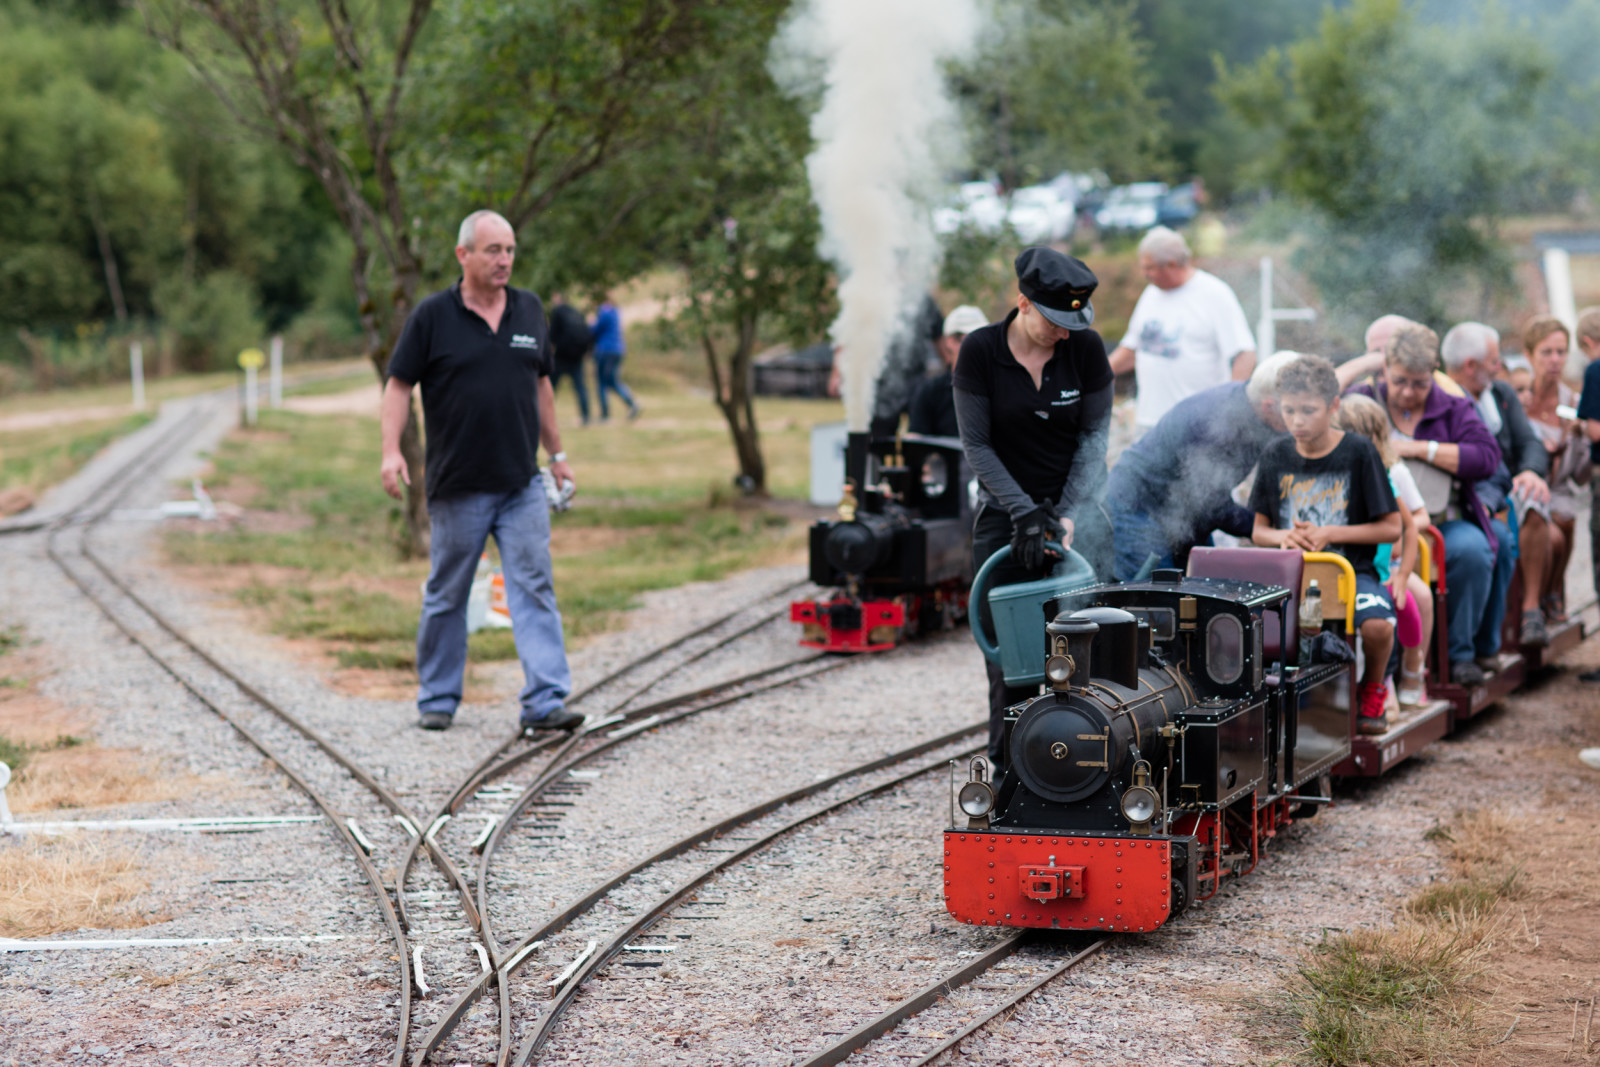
946, 560, 1351, 933
791, 431, 973, 651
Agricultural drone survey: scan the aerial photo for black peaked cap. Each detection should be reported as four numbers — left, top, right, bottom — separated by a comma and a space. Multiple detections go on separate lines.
1015, 247, 1097, 330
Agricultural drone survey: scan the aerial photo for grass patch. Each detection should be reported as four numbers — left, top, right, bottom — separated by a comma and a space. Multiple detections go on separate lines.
1263, 810, 1521, 1066
0, 411, 153, 502
166, 389, 822, 667
0, 837, 155, 937
0, 732, 29, 774
9, 744, 176, 812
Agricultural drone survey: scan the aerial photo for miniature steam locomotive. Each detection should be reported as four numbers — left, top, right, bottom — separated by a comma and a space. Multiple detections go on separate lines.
945, 549, 1359, 933
791, 431, 973, 652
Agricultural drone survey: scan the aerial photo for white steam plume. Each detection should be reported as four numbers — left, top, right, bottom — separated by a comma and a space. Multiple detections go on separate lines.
777, 0, 978, 432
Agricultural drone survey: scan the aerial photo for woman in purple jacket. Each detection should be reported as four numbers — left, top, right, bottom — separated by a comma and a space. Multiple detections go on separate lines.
1348, 323, 1508, 686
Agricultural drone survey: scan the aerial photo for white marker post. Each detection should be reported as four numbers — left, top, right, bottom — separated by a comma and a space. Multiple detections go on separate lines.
269, 334, 283, 408
238, 348, 265, 427
130, 340, 145, 411
1256, 256, 1317, 357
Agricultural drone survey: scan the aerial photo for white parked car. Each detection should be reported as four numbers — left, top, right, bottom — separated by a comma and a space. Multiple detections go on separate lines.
1005, 185, 1076, 244
1094, 182, 1168, 232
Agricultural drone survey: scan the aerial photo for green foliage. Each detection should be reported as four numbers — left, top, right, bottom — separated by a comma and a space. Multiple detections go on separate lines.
153, 270, 264, 373
0, 413, 154, 497
954, 0, 1169, 188
1218, 0, 1554, 327
0, 734, 29, 775
0, 1, 340, 377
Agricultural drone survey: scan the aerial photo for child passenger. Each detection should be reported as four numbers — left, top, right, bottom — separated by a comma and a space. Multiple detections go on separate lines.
1337, 393, 1434, 709
1250, 354, 1403, 734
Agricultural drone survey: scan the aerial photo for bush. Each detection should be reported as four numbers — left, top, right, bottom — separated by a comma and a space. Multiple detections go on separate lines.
153, 270, 263, 373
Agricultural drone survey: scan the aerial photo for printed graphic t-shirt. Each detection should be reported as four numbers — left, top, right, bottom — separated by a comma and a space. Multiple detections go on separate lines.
1119, 268, 1255, 429
1248, 432, 1398, 579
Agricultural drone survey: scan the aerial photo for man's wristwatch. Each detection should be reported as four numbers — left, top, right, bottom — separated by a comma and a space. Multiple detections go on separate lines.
550, 451, 567, 464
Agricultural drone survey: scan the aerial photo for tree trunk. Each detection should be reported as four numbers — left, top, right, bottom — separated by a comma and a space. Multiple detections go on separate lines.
85, 183, 129, 324
700, 317, 766, 495
353, 247, 430, 558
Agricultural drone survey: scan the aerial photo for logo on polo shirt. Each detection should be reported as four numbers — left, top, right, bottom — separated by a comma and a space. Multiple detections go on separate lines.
1035, 410, 1050, 420
1051, 388, 1080, 407
511, 334, 540, 349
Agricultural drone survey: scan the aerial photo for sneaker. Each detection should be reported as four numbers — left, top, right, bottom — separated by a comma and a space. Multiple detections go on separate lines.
1582, 748, 1600, 770
1475, 655, 1502, 673
520, 708, 585, 733
1450, 660, 1486, 687
418, 710, 453, 731
1579, 667, 1600, 683
1357, 682, 1388, 734
627, 403, 642, 422
1520, 610, 1549, 647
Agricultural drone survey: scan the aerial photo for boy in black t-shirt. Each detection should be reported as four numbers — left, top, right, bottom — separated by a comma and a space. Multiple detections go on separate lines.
1249, 355, 1402, 733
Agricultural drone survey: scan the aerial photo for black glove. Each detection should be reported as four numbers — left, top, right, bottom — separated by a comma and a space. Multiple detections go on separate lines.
1010, 506, 1062, 573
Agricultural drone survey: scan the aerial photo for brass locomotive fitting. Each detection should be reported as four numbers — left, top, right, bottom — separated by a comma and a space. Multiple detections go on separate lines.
837, 482, 857, 522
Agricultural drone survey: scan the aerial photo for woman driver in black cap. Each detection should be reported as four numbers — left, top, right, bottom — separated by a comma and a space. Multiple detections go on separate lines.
952, 247, 1115, 771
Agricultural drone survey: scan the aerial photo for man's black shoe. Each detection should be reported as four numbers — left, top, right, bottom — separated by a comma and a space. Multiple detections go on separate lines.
1450, 660, 1486, 686
418, 711, 454, 731
521, 708, 585, 733
1579, 667, 1600, 683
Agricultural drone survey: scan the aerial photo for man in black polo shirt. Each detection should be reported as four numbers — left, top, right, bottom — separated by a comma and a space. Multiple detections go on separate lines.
953, 248, 1115, 768
381, 209, 582, 733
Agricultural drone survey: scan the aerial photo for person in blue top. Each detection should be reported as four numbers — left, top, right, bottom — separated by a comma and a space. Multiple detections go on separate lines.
1104, 350, 1295, 581
590, 295, 641, 421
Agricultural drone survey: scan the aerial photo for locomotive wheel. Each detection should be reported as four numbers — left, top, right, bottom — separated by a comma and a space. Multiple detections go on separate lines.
1293, 773, 1333, 819
1170, 877, 1189, 916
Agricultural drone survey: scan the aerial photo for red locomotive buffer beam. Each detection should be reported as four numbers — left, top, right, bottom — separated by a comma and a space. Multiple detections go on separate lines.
791, 597, 906, 652
944, 830, 1174, 933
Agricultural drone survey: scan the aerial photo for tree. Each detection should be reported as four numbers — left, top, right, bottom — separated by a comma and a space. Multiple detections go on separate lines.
1218, 0, 1553, 327
139, 0, 758, 553
953, 0, 1168, 189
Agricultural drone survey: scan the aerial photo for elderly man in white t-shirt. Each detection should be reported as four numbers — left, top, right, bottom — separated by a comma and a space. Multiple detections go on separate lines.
1109, 227, 1256, 433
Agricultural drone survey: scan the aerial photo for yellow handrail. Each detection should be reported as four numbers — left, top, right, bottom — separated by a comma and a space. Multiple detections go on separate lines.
1302, 551, 1357, 634
1416, 536, 1431, 587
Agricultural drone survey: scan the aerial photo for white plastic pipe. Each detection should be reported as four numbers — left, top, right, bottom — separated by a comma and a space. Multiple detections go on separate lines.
244, 364, 258, 426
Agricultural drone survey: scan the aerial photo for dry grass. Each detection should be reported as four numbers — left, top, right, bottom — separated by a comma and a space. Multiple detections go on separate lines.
0, 836, 156, 937
9, 745, 178, 812
1263, 810, 1522, 1066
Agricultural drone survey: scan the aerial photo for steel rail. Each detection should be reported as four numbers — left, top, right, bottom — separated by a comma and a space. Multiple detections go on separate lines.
508, 732, 990, 1066
906, 938, 1108, 1067
414, 718, 982, 1066
392, 651, 824, 949
473, 656, 849, 956
389, 578, 812, 943
35, 396, 419, 1067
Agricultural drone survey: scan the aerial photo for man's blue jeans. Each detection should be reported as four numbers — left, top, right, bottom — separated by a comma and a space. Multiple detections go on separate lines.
417, 478, 571, 721
1107, 500, 1174, 582
594, 352, 637, 418
1439, 517, 1515, 664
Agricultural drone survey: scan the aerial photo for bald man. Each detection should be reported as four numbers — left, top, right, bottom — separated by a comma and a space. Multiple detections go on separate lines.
382, 209, 581, 734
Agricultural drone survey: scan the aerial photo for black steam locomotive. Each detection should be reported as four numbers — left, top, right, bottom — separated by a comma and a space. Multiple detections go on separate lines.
946, 547, 1355, 932
791, 431, 973, 651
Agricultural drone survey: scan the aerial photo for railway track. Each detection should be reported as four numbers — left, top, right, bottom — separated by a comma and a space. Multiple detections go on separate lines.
798, 934, 1108, 1067
37, 394, 446, 1067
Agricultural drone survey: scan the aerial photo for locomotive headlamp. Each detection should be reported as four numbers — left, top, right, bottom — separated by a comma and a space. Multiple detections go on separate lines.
958, 781, 995, 818
959, 756, 996, 828
1120, 786, 1158, 824
1120, 759, 1160, 832
1044, 654, 1075, 689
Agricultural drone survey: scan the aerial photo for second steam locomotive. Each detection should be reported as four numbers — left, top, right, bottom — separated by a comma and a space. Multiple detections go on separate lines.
792, 431, 973, 651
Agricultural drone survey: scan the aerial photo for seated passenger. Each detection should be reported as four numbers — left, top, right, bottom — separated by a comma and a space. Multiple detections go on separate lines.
1441, 322, 1553, 645
1249, 355, 1401, 734
1347, 324, 1507, 687
1337, 394, 1434, 709
1519, 317, 1591, 626
1105, 350, 1295, 581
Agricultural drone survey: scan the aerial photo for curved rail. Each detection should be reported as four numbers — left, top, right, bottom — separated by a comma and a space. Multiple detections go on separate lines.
504, 727, 988, 1065
37, 396, 424, 1066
